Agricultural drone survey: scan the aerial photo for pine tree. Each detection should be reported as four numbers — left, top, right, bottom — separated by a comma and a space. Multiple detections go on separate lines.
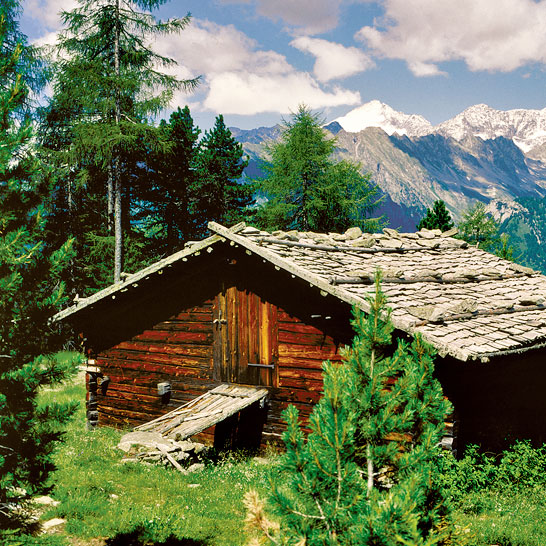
256, 105, 383, 233
0, 0, 46, 112
0, 7, 77, 534
42, 0, 199, 284
136, 106, 201, 254
417, 200, 454, 232
245, 275, 454, 545
194, 114, 251, 235
457, 202, 499, 250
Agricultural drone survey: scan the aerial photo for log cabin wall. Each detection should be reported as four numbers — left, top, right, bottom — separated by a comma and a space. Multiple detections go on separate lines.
77, 242, 354, 447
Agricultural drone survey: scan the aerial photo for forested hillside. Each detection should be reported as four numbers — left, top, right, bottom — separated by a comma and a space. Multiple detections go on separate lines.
501, 197, 546, 273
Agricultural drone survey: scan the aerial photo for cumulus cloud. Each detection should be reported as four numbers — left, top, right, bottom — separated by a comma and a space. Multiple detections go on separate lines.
154, 19, 361, 115
291, 36, 374, 81
204, 72, 360, 115
23, 1, 362, 117
357, 0, 546, 76
219, 0, 344, 34
23, 0, 78, 32
154, 20, 291, 77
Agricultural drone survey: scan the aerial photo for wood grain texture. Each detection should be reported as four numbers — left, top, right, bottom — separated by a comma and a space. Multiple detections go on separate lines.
88, 247, 353, 445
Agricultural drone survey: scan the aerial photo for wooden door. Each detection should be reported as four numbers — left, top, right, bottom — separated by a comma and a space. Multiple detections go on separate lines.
213, 285, 278, 386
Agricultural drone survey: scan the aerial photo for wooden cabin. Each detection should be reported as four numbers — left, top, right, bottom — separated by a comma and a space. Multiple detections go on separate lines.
55, 222, 546, 453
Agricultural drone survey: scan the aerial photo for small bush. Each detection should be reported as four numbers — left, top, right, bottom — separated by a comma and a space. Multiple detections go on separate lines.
495, 441, 546, 491
442, 441, 546, 503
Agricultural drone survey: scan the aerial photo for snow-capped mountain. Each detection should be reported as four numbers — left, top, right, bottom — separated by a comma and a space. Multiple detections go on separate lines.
333, 100, 433, 137
336, 101, 546, 155
435, 103, 546, 153
232, 100, 546, 233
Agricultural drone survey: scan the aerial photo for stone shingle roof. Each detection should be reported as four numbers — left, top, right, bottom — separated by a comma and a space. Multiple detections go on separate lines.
56, 221, 546, 363
218, 222, 545, 363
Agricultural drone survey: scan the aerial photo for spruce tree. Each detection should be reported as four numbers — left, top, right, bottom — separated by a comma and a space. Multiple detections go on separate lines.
0, 7, 76, 534
417, 200, 454, 232
136, 106, 201, 254
194, 114, 251, 235
42, 0, 198, 284
245, 276, 454, 545
256, 105, 383, 233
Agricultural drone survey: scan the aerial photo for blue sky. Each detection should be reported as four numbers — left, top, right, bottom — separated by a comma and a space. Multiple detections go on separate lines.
20, 0, 546, 130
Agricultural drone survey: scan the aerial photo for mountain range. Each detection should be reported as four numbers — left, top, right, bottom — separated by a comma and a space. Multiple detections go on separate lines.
232, 101, 546, 233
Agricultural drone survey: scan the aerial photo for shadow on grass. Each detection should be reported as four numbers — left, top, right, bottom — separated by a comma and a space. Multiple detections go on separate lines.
105, 525, 209, 546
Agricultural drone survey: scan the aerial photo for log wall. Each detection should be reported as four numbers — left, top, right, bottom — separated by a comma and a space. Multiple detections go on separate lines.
81, 243, 353, 447
95, 302, 216, 429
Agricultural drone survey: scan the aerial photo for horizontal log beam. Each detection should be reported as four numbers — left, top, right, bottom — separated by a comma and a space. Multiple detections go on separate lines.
330, 272, 530, 286
258, 238, 441, 253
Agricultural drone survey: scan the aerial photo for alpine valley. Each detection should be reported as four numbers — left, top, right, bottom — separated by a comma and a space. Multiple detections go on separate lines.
231, 100, 546, 272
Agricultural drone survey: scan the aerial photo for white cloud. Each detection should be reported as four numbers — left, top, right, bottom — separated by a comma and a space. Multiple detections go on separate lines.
154, 19, 361, 115
154, 20, 291, 77
219, 0, 344, 34
357, 0, 546, 76
23, 0, 78, 32
31, 30, 60, 49
290, 36, 374, 81
204, 72, 360, 115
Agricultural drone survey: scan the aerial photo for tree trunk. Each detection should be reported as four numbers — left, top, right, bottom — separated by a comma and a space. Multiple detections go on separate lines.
107, 163, 114, 234
114, 157, 122, 283
113, 0, 122, 283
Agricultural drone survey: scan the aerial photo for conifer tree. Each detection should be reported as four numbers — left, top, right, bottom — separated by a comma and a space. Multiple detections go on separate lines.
136, 106, 201, 254
0, 0, 46, 112
457, 202, 499, 250
256, 105, 383, 233
246, 275, 454, 545
417, 200, 454, 232
0, 7, 76, 534
43, 0, 198, 283
194, 114, 251, 235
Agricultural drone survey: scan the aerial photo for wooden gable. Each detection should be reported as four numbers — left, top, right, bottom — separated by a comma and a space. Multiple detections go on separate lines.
81, 243, 352, 446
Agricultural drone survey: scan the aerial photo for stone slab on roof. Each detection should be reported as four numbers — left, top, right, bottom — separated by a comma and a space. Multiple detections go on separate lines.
55, 221, 546, 362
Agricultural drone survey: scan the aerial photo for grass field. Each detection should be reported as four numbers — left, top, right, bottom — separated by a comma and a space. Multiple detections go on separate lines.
34, 376, 273, 546
27, 372, 546, 546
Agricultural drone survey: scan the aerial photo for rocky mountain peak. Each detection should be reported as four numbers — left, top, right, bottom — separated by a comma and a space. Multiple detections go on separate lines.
436, 104, 546, 153
333, 100, 433, 137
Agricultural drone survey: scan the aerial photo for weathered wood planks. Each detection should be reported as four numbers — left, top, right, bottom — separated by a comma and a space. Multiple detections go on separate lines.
89, 247, 350, 445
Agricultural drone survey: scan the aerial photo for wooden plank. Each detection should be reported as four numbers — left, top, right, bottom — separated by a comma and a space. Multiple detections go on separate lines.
237, 289, 250, 384
102, 351, 211, 370
248, 292, 259, 365
104, 350, 212, 367
274, 388, 322, 405
277, 310, 300, 323
110, 342, 213, 359
278, 377, 324, 392
279, 322, 327, 335
279, 343, 342, 361
167, 331, 213, 344
98, 357, 212, 378
135, 384, 268, 440
152, 322, 212, 333
258, 298, 271, 386
279, 330, 337, 347
279, 368, 324, 381
220, 288, 229, 382
276, 356, 328, 370
174, 311, 213, 322
270, 303, 279, 388
132, 330, 212, 344
227, 286, 238, 383
212, 293, 222, 382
